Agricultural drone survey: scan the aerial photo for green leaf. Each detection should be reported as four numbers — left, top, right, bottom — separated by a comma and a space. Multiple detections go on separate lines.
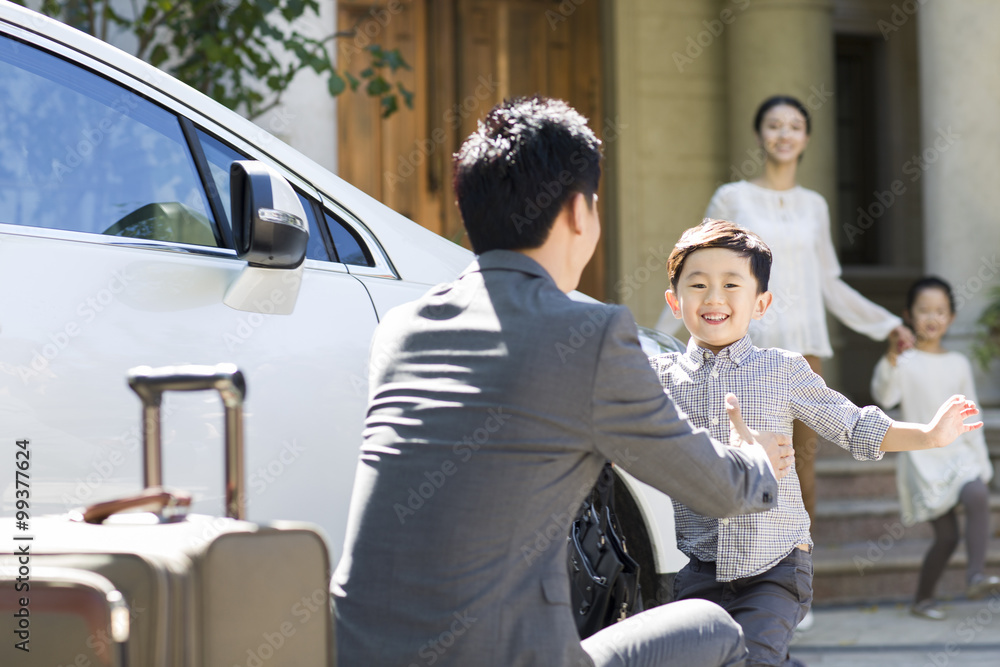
360, 67, 375, 79
397, 82, 414, 109
141, 4, 158, 24
383, 49, 412, 72
366, 76, 391, 96
327, 71, 346, 96
380, 95, 399, 118
345, 71, 360, 92
149, 44, 170, 67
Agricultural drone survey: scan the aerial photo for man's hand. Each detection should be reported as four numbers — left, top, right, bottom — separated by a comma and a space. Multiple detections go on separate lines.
726, 393, 794, 480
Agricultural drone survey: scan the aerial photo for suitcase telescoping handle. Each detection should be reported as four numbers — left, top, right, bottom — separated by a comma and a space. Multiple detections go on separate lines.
127, 363, 248, 520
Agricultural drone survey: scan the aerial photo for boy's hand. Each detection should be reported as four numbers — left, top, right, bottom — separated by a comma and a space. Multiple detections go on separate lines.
927, 394, 983, 448
726, 393, 794, 480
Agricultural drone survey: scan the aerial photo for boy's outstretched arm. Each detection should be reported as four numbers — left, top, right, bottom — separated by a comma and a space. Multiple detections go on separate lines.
880, 394, 983, 452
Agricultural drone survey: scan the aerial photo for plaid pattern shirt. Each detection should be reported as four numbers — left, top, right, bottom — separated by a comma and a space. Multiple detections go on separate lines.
650, 335, 891, 581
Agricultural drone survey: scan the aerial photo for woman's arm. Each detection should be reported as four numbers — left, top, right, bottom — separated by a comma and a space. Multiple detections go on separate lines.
813, 195, 904, 340
870, 354, 903, 408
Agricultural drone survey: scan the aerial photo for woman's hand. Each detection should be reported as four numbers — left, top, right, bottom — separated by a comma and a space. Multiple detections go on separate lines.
888, 325, 915, 364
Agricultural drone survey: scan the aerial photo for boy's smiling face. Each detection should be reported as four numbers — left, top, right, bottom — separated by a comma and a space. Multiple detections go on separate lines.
665, 247, 772, 354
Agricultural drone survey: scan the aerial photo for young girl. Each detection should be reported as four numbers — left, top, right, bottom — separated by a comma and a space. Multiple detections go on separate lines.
871, 276, 997, 620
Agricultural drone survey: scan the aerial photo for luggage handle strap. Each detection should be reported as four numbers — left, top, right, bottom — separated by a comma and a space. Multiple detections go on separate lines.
127, 363, 247, 520
82, 487, 192, 524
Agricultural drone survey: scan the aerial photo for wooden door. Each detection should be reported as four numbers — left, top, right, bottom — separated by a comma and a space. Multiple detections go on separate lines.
338, 0, 606, 299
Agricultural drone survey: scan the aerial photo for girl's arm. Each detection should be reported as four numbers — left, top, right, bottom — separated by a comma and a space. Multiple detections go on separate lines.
879, 394, 982, 451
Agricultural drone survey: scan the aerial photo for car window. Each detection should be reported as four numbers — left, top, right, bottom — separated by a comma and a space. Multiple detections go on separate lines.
197, 128, 374, 267
197, 130, 330, 261
0, 35, 220, 246
297, 192, 331, 261
325, 212, 374, 267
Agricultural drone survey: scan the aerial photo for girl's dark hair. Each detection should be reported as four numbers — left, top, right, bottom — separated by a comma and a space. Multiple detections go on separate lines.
906, 276, 956, 314
753, 95, 812, 135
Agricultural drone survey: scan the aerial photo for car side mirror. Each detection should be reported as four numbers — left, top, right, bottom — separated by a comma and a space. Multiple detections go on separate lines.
229, 160, 309, 269
223, 161, 309, 315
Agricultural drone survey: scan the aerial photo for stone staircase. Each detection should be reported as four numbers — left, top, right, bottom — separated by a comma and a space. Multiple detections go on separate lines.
811, 410, 1000, 605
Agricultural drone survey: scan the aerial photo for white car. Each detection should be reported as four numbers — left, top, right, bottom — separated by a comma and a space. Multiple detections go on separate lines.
0, 4, 687, 599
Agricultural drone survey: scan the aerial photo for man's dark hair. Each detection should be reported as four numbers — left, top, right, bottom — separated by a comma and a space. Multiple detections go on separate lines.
453, 96, 602, 253
667, 219, 773, 293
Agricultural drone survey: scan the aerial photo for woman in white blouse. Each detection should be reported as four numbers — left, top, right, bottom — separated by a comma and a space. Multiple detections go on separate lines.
699, 95, 914, 525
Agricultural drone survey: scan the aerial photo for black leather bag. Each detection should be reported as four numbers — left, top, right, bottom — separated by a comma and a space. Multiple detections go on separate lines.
567, 462, 642, 639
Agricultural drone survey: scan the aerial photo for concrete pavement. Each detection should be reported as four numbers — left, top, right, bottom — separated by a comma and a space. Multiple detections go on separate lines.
790, 596, 1000, 666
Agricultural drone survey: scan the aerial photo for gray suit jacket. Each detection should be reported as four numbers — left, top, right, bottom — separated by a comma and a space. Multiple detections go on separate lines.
332, 250, 777, 667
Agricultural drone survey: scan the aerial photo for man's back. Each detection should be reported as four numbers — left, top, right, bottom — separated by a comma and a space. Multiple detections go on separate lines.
333, 251, 777, 666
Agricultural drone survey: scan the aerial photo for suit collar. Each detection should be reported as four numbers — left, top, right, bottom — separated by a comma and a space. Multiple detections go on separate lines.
463, 249, 555, 283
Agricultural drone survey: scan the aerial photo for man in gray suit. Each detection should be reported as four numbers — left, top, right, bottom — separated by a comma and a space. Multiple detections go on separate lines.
332, 96, 791, 667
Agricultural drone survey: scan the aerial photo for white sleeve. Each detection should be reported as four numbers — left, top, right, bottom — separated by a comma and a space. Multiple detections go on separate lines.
870, 355, 902, 409
705, 184, 737, 222
815, 197, 902, 340
957, 355, 993, 483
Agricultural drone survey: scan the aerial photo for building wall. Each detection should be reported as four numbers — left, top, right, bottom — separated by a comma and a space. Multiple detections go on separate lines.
607, 0, 731, 329
608, 0, 1000, 404
918, 1, 1000, 405
257, 0, 339, 174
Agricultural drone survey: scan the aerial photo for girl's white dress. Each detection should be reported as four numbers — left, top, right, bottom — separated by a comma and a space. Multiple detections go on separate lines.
871, 349, 993, 525
657, 180, 902, 357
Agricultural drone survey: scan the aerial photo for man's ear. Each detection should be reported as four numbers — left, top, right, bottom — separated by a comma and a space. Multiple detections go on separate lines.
569, 192, 588, 235
752, 290, 773, 320
665, 289, 682, 318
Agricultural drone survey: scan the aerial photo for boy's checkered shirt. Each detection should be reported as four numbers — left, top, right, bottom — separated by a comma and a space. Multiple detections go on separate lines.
649, 334, 892, 582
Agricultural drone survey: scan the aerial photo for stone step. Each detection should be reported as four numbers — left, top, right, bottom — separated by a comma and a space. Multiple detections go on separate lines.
815, 457, 898, 501
812, 537, 1000, 605
812, 494, 1000, 545
813, 423, 1000, 502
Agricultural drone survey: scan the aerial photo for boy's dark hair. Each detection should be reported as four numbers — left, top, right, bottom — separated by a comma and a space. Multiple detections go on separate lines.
453, 96, 602, 254
753, 95, 812, 135
905, 276, 956, 315
667, 219, 772, 293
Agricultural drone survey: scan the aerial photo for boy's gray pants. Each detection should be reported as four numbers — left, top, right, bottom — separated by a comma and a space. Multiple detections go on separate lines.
672, 548, 813, 667
581, 598, 748, 667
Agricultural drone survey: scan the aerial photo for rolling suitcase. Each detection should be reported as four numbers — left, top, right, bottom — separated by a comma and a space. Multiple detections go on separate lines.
1, 364, 334, 666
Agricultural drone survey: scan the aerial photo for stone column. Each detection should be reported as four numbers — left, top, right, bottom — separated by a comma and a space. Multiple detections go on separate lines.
918, 1, 1000, 404
606, 0, 733, 328
726, 0, 836, 209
